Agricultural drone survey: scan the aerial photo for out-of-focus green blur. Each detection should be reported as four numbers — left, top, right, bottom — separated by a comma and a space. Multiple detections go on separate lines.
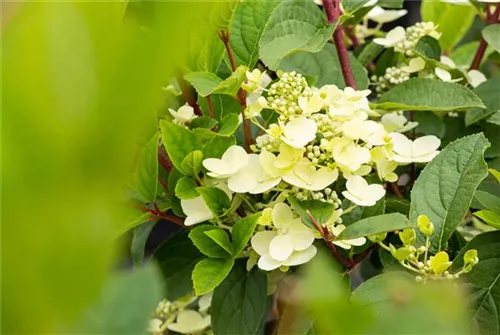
1, 1, 227, 333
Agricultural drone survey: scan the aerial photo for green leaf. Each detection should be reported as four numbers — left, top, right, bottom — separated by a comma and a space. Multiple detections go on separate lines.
202, 135, 236, 159
421, 0, 476, 52
184, 72, 223, 97
181, 150, 204, 177
342, 0, 371, 14
414, 111, 445, 138
474, 190, 500, 213
278, 43, 369, 89
336, 213, 412, 240
259, 0, 335, 69
199, 94, 241, 121
414, 36, 441, 62
212, 65, 248, 96
193, 258, 234, 296
134, 133, 159, 203
218, 113, 240, 136
376, 78, 485, 112
360, 199, 386, 219
356, 41, 384, 67
75, 264, 163, 335
450, 41, 494, 67
474, 210, 500, 229
189, 225, 233, 258
410, 134, 490, 252
131, 219, 158, 266
120, 212, 153, 236
377, 0, 404, 8
487, 111, 500, 127
205, 229, 234, 255
385, 197, 410, 216
211, 261, 267, 335
197, 186, 232, 217
288, 196, 335, 229
160, 120, 202, 173
154, 230, 203, 301
483, 24, 500, 53
187, 33, 225, 73
175, 177, 199, 200
465, 77, 500, 126
451, 231, 500, 335
230, 0, 279, 67
191, 115, 219, 130
232, 212, 262, 256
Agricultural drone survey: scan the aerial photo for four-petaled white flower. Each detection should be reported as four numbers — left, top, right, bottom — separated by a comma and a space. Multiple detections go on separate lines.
342, 175, 386, 206
181, 196, 214, 226
326, 137, 371, 173
280, 117, 318, 149
390, 132, 441, 164
381, 112, 418, 133
228, 153, 282, 194
169, 104, 198, 124
298, 93, 324, 115
245, 93, 268, 118
203, 145, 248, 178
342, 118, 388, 146
251, 203, 317, 271
167, 310, 211, 334
242, 69, 272, 92
373, 26, 406, 47
283, 158, 338, 191
466, 70, 487, 88
367, 6, 408, 24
330, 225, 367, 249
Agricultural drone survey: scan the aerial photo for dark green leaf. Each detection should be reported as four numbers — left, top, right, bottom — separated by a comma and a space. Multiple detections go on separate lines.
483, 24, 500, 53
202, 135, 236, 159
197, 186, 232, 217
414, 111, 445, 138
218, 113, 240, 136
288, 196, 335, 229
199, 94, 241, 121
411, 134, 490, 252
160, 120, 202, 173
232, 212, 262, 256
191, 115, 219, 129
181, 150, 204, 176
134, 133, 159, 203
175, 177, 199, 200
189, 225, 233, 258
356, 41, 384, 67
465, 77, 500, 126
193, 258, 235, 296
415, 36, 441, 61
336, 213, 412, 240
385, 197, 410, 216
211, 261, 267, 335
474, 190, 500, 213
131, 220, 158, 266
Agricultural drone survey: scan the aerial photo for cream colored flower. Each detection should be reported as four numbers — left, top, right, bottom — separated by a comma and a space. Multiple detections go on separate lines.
283, 158, 338, 191
181, 196, 214, 226
390, 132, 440, 164
203, 145, 249, 178
401, 57, 426, 73
326, 137, 371, 173
466, 70, 487, 88
366, 6, 408, 24
169, 104, 198, 124
374, 26, 406, 47
330, 224, 367, 249
342, 175, 385, 206
280, 117, 317, 149
167, 310, 210, 334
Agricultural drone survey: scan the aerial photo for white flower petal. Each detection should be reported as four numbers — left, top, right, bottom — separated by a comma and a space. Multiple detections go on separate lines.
289, 228, 315, 251
412, 135, 440, 157
467, 70, 487, 88
367, 6, 407, 24
440, 56, 456, 69
251, 231, 278, 256
283, 245, 317, 266
373, 26, 406, 47
435, 67, 452, 82
227, 171, 258, 193
222, 145, 249, 170
269, 234, 294, 261
311, 167, 338, 191
272, 203, 294, 229
281, 117, 317, 148
344, 236, 367, 246
167, 310, 210, 334
181, 197, 213, 226
258, 254, 283, 271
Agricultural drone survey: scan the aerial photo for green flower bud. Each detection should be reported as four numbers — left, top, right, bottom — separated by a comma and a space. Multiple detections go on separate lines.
464, 249, 479, 266
418, 215, 434, 236
368, 232, 387, 243
399, 228, 416, 246
395, 246, 413, 261
430, 251, 452, 275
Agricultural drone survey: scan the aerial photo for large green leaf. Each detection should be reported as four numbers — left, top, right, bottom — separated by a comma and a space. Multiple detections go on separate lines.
336, 213, 412, 240
199, 94, 241, 121
450, 41, 494, 67
278, 43, 369, 89
189, 225, 233, 258
421, 0, 476, 52
376, 78, 485, 112
184, 66, 248, 98
465, 77, 500, 126
154, 230, 203, 301
259, 0, 335, 69
410, 134, 490, 252
414, 36, 441, 62
475, 210, 500, 229
451, 231, 500, 335
211, 261, 267, 335
202, 135, 236, 159
160, 120, 202, 174
75, 264, 163, 335
134, 133, 159, 203
192, 258, 234, 296
230, 0, 279, 67
231, 212, 261, 256
482, 24, 500, 54
474, 190, 500, 213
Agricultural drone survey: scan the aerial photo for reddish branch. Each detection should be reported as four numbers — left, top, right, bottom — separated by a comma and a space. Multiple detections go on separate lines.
206, 95, 215, 119
158, 147, 173, 174
176, 71, 203, 116
323, 0, 358, 89
218, 30, 253, 151
470, 3, 500, 70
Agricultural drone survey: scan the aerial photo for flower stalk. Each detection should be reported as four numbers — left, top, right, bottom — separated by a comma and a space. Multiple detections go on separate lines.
470, 3, 500, 70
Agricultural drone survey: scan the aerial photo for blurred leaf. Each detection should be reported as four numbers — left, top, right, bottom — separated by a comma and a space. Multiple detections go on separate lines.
160, 120, 202, 174
191, 115, 219, 130
154, 230, 203, 301
175, 177, 199, 200
189, 225, 233, 258
199, 94, 241, 120
356, 41, 384, 67
415, 36, 441, 62
483, 24, 500, 53
421, 0, 475, 52
134, 133, 159, 203
376, 78, 486, 112
342, 0, 371, 14
474, 190, 500, 212
451, 231, 500, 335
231, 212, 262, 256
202, 135, 236, 159
131, 220, 158, 266
289, 196, 335, 229
278, 43, 369, 89
185, 66, 248, 98
218, 113, 241, 136
211, 261, 267, 335
121, 211, 154, 236
414, 111, 445, 138
474, 210, 500, 229
259, 0, 335, 69
465, 77, 500, 126
75, 264, 163, 335
193, 258, 235, 296
411, 134, 490, 252
450, 41, 494, 67
377, 0, 404, 8
230, 0, 279, 67
336, 213, 412, 240
197, 186, 232, 217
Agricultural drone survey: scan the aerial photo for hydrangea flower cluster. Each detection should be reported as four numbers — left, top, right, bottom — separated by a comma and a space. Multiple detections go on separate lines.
174, 69, 442, 272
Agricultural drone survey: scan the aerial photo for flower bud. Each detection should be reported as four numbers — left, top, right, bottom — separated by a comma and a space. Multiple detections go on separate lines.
395, 246, 412, 261
399, 228, 416, 246
368, 232, 387, 243
417, 215, 434, 236
464, 249, 479, 266
430, 251, 452, 275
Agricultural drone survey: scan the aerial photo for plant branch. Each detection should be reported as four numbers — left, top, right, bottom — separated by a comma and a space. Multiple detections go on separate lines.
389, 182, 404, 199
470, 3, 500, 70
206, 95, 215, 119
176, 71, 203, 116
323, 0, 357, 89
158, 146, 173, 174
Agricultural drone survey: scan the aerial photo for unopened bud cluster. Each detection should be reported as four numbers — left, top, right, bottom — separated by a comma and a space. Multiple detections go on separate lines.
267, 71, 308, 117
371, 66, 411, 96
394, 22, 441, 56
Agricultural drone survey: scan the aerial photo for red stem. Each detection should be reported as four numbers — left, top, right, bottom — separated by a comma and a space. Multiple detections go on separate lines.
470, 3, 500, 70
158, 147, 173, 174
206, 95, 215, 119
323, 0, 357, 89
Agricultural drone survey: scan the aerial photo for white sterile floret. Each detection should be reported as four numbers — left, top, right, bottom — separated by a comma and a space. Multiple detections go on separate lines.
245, 93, 268, 118
390, 132, 441, 164
342, 175, 386, 206
166, 310, 210, 334
401, 57, 426, 73
381, 112, 418, 133
283, 158, 338, 191
330, 225, 367, 249
342, 118, 388, 146
327, 137, 371, 173
181, 196, 214, 226
203, 145, 248, 178
198, 293, 212, 313
440, 55, 456, 69
228, 153, 281, 194
242, 69, 272, 92
298, 93, 324, 115
329, 87, 372, 118
434, 67, 462, 83
169, 104, 198, 124
148, 318, 163, 333
280, 117, 318, 149
466, 70, 487, 88
251, 203, 317, 271
373, 26, 406, 47
366, 6, 408, 24
371, 146, 399, 182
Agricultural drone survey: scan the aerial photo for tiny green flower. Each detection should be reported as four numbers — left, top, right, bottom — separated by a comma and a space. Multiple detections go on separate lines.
399, 228, 416, 246
395, 246, 413, 261
368, 231, 387, 243
464, 249, 479, 265
417, 215, 434, 236
430, 251, 452, 275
